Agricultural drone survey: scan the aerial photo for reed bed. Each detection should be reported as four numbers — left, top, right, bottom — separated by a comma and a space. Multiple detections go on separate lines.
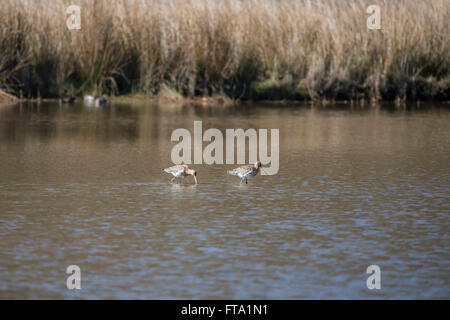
0, 0, 448, 101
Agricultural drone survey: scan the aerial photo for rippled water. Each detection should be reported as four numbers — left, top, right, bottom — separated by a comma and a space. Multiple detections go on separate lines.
0, 101, 449, 299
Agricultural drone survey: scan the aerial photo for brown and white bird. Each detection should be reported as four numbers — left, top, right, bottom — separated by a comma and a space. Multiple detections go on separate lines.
228, 161, 262, 184
163, 164, 198, 184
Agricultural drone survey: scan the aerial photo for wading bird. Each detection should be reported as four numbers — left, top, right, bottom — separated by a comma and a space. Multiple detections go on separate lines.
95, 97, 107, 106
83, 95, 95, 102
228, 161, 261, 184
163, 164, 198, 184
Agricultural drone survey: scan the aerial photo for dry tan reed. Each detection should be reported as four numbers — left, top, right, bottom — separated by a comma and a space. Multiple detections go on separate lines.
0, 0, 448, 100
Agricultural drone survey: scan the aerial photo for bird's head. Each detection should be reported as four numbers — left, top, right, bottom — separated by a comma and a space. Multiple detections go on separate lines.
187, 169, 198, 184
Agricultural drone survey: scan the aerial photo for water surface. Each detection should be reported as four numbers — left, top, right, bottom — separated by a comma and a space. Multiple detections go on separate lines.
0, 101, 449, 299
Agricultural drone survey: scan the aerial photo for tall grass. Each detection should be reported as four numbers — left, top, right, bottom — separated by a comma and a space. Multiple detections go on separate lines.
0, 0, 448, 100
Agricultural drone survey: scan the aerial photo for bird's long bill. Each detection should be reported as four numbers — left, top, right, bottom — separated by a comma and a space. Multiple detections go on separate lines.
194, 176, 198, 184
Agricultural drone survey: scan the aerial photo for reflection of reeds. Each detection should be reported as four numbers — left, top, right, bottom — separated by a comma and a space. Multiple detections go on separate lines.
0, 0, 448, 101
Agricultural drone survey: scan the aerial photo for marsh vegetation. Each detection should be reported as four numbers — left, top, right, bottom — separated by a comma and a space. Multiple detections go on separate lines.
0, 0, 448, 101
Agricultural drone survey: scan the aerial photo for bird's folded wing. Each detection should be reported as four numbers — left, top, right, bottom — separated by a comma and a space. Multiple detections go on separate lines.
228, 165, 252, 176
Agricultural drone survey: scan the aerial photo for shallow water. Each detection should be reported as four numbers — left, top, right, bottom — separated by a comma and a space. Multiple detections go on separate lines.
0, 101, 449, 299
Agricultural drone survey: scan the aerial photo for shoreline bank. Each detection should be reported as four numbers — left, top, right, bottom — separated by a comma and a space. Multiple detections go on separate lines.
4, 92, 449, 109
